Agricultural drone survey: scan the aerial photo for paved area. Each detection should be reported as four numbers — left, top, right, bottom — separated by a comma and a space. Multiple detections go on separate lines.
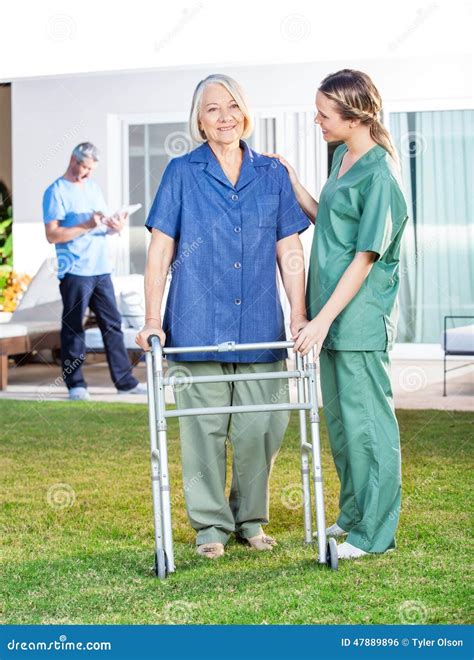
1, 354, 472, 411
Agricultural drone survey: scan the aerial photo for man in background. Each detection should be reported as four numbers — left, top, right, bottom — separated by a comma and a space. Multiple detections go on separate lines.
43, 142, 146, 400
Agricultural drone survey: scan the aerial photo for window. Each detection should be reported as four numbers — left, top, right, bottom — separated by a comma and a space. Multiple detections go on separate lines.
390, 109, 474, 343
128, 121, 194, 273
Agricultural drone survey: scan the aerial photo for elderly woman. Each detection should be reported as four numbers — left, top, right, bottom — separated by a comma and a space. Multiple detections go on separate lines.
136, 74, 310, 559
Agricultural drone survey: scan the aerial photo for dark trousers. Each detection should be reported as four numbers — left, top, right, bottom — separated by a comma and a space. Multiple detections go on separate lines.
59, 273, 139, 391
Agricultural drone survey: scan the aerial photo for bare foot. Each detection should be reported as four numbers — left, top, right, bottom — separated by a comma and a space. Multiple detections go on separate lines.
246, 534, 277, 551
196, 542, 225, 559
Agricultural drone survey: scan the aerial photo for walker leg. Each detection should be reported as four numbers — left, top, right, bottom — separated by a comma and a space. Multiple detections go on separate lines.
295, 352, 313, 543
306, 349, 329, 566
151, 339, 175, 575
146, 349, 167, 579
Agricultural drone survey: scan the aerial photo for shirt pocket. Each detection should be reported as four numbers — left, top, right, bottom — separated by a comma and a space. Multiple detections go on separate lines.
369, 263, 399, 298
257, 194, 280, 228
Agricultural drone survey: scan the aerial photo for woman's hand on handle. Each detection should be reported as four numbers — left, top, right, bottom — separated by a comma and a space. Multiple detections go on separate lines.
135, 323, 166, 352
290, 313, 309, 340
293, 314, 330, 358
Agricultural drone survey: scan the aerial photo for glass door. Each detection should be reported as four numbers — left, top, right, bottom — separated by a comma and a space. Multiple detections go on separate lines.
127, 121, 193, 274
390, 109, 474, 343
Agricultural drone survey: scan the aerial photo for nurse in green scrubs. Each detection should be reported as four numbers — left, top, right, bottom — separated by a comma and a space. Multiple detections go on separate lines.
268, 69, 409, 559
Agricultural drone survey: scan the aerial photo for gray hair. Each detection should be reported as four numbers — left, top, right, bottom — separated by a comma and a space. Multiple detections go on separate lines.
189, 74, 253, 144
72, 142, 100, 163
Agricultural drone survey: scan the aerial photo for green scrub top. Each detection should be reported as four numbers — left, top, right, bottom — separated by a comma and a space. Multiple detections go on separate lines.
306, 143, 409, 351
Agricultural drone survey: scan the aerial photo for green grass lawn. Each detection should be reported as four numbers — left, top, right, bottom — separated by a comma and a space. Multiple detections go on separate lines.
1, 400, 472, 625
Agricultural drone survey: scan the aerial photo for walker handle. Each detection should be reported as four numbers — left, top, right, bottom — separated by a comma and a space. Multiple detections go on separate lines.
147, 334, 162, 348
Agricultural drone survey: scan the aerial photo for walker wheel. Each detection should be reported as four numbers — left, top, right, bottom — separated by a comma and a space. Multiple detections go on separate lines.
154, 550, 167, 579
326, 537, 339, 571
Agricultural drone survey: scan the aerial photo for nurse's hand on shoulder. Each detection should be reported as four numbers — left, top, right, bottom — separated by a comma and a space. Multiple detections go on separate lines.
262, 152, 298, 185
135, 323, 166, 352
292, 314, 331, 358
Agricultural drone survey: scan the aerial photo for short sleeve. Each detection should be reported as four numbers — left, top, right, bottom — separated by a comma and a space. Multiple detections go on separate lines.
275, 164, 311, 241
356, 171, 394, 259
43, 186, 65, 224
145, 158, 182, 239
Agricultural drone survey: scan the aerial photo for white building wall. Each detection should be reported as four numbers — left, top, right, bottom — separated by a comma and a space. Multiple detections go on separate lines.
0, 85, 12, 195
11, 53, 472, 276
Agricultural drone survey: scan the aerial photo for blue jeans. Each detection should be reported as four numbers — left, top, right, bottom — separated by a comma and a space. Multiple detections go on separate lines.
59, 273, 138, 391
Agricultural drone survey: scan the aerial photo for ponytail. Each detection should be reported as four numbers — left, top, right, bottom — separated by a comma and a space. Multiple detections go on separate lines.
370, 118, 400, 169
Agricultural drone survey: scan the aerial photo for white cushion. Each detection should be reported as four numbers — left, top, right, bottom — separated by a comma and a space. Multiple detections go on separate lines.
120, 289, 145, 329
111, 274, 144, 298
111, 274, 146, 329
0, 321, 60, 339
442, 324, 474, 354
12, 258, 62, 323
0, 323, 28, 338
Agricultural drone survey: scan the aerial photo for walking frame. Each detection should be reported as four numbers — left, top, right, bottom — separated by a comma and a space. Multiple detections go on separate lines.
145, 336, 338, 578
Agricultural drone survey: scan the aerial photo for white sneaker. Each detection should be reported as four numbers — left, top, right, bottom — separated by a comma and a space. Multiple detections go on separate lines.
337, 542, 368, 560
69, 387, 91, 401
313, 523, 347, 538
117, 382, 147, 395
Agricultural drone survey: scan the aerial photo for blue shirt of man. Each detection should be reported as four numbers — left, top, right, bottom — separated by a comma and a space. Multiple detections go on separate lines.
43, 177, 110, 279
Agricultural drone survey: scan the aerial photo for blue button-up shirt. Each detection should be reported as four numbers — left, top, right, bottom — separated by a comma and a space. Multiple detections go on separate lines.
145, 140, 310, 362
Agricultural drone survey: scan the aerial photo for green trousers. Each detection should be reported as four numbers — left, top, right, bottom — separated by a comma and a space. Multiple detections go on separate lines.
169, 360, 290, 546
319, 349, 401, 553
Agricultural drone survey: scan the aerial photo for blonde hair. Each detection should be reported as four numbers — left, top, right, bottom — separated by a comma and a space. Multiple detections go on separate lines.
319, 69, 399, 166
189, 74, 254, 143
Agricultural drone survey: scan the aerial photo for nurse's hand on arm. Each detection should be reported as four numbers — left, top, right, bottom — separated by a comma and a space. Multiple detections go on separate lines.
293, 251, 378, 357
276, 234, 309, 338
263, 153, 319, 224
44, 212, 104, 244
135, 228, 175, 351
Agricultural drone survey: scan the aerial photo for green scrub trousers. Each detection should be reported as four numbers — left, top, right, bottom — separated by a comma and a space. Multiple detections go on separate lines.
169, 360, 290, 546
319, 348, 401, 553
